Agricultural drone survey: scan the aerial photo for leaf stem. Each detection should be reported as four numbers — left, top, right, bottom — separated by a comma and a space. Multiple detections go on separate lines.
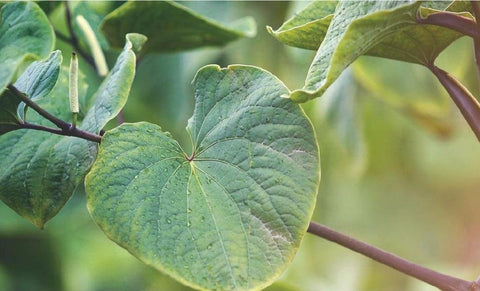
470, 1, 480, 88
307, 221, 478, 291
428, 65, 480, 141
7, 84, 102, 143
19, 122, 100, 143
416, 11, 478, 38
62, 2, 95, 68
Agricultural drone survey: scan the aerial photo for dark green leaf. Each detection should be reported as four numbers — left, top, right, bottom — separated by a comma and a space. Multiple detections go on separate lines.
0, 34, 141, 227
0, 2, 54, 94
86, 65, 320, 290
101, 1, 256, 53
0, 90, 21, 135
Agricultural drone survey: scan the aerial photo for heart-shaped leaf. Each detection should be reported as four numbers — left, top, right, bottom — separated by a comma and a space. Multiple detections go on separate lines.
0, 34, 143, 228
0, 2, 54, 94
101, 1, 256, 53
86, 65, 320, 290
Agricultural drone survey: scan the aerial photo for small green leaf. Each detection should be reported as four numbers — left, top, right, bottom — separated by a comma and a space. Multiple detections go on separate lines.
15, 51, 61, 101
0, 2, 54, 94
80, 33, 144, 133
101, 1, 256, 53
267, 1, 337, 50
86, 65, 320, 290
0, 35, 141, 228
16, 51, 62, 120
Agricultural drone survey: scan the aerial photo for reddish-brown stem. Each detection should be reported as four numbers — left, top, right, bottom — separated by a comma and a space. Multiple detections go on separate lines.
308, 222, 476, 291
416, 11, 478, 38
428, 65, 480, 141
7, 84, 102, 143
470, 1, 480, 89
19, 122, 101, 143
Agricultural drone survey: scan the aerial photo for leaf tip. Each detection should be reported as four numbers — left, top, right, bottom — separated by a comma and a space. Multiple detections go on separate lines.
126, 33, 148, 54
31, 218, 46, 229
266, 25, 276, 36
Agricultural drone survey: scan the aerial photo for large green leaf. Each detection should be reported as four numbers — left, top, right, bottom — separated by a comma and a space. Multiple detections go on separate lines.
279, 1, 469, 102
0, 34, 143, 228
86, 65, 320, 290
101, 1, 256, 53
0, 2, 54, 94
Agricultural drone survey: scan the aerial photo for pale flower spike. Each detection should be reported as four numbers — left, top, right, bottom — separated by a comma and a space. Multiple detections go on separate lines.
76, 15, 108, 77
69, 52, 79, 114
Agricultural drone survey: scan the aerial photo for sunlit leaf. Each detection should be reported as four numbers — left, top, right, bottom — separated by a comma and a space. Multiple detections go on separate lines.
271, 1, 469, 102
267, 1, 337, 50
86, 65, 320, 290
101, 1, 256, 53
0, 34, 142, 228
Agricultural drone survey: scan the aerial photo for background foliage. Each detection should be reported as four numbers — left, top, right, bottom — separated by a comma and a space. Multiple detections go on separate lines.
1, 1, 480, 291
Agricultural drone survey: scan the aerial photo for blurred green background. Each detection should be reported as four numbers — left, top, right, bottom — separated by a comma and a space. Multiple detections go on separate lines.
1, 1, 480, 290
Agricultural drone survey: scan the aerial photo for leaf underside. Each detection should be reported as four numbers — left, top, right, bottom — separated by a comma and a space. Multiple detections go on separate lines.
268, 0, 467, 102
86, 65, 320, 290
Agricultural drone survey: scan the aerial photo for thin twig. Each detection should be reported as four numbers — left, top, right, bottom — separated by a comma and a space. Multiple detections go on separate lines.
8, 85, 69, 130
428, 65, 480, 141
63, 2, 95, 68
416, 11, 478, 38
307, 222, 475, 291
19, 122, 101, 143
7, 85, 102, 143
